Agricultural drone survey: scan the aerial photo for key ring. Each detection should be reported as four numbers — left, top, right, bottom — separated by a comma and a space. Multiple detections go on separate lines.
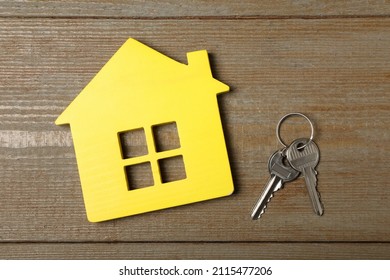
276, 112, 314, 149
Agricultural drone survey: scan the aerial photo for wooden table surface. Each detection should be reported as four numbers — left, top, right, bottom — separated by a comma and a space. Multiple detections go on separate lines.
0, 1, 389, 259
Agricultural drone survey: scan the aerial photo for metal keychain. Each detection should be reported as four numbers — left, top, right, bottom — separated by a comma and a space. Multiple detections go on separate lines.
251, 113, 324, 219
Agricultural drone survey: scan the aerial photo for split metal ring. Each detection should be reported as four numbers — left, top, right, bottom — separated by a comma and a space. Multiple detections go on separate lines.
276, 112, 314, 149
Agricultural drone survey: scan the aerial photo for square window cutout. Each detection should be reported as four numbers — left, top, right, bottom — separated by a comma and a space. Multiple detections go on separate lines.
125, 162, 154, 190
158, 155, 186, 183
152, 122, 180, 152
119, 128, 148, 159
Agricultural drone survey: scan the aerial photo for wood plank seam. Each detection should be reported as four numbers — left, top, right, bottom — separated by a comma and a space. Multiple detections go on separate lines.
0, 15, 389, 20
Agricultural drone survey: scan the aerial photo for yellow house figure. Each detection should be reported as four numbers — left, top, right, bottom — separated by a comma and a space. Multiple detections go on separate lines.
56, 38, 234, 222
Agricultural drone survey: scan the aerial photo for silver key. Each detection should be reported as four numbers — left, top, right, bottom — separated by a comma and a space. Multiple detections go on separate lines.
286, 138, 324, 216
251, 150, 300, 220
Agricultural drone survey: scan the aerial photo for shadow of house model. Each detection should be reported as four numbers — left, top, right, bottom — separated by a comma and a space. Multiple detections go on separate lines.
56, 38, 234, 222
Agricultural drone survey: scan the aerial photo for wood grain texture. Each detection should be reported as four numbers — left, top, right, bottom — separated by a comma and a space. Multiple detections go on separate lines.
0, 11, 389, 258
0, 0, 389, 17
0, 243, 389, 260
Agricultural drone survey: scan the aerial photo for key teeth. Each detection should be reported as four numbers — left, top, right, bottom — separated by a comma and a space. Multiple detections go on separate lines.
277, 184, 285, 192
306, 167, 323, 215
259, 193, 274, 217
314, 169, 318, 185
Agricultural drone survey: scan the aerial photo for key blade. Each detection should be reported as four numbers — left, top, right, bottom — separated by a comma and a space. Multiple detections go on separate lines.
251, 175, 283, 220
303, 166, 324, 216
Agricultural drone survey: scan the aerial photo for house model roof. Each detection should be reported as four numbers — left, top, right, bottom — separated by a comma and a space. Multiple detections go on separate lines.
56, 38, 229, 125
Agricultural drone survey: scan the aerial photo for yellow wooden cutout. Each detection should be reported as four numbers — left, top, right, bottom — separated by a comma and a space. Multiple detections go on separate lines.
55, 38, 234, 222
